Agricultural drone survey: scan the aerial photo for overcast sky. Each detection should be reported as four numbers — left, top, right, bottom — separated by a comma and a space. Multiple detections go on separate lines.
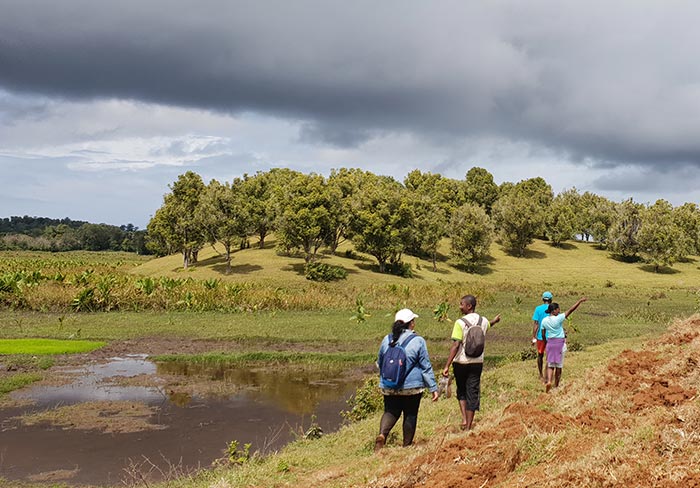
2, 0, 700, 228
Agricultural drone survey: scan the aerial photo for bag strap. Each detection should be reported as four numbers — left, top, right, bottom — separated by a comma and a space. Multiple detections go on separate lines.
400, 332, 419, 348
461, 314, 483, 331
400, 333, 420, 378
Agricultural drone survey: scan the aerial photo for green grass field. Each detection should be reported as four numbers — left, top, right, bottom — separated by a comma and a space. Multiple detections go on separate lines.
0, 338, 105, 355
1, 239, 698, 358
0, 242, 699, 486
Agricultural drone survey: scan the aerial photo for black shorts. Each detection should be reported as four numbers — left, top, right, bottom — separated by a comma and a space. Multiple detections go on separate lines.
453, 362, 483, 411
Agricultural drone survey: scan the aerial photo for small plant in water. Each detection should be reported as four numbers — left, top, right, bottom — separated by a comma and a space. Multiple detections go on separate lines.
303, 415, 324, 440
342, 376, 382, 422
226, 440, 252, 465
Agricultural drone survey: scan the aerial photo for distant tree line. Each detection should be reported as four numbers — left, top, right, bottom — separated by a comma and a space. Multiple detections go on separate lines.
147, 168, 700, 274
0, 216, 149, 254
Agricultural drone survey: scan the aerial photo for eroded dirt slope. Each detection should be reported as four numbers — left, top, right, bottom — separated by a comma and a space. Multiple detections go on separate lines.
370, 316, 700, 488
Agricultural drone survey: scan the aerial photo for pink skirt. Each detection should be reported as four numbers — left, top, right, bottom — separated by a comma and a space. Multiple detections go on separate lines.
545, 338, 566, 365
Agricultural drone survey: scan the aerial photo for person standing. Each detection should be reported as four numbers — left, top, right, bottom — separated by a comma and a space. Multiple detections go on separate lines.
442, 295, 501, 431
375, 308, 439, 451
532, 291, 553, 383
541, 297, 587, 392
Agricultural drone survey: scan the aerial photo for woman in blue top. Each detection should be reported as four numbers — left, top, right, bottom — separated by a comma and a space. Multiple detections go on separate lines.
540, 297, 587, 392
375, 308, 438, 451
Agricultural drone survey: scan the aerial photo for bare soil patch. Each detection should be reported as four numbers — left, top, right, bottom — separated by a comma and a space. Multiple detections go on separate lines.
18, 400, 166, 433
368, 315, 700, 488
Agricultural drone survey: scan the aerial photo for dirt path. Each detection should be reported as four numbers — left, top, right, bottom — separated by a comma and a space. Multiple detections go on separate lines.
368, 316, 700, 488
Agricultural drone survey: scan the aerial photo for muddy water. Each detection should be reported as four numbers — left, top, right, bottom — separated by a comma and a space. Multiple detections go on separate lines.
0, 356, 363, 486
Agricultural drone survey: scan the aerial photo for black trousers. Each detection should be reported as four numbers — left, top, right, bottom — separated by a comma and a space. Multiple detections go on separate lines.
453, 362, 483, 411
379, 393, 422, 446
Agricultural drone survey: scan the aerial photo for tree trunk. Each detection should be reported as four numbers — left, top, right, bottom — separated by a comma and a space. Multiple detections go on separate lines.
225, 243, 232, 274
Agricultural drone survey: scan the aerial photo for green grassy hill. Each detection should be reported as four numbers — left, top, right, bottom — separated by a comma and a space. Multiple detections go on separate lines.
134, 236, 700, 291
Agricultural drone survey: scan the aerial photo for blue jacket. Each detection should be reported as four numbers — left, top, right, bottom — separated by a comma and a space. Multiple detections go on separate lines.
377, 330, 438, 392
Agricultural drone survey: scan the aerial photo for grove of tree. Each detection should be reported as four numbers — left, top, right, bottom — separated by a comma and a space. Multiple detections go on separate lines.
137, 167, 700, 274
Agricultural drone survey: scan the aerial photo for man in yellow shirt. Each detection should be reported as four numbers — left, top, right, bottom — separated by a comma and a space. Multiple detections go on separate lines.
442, 295, 501, 431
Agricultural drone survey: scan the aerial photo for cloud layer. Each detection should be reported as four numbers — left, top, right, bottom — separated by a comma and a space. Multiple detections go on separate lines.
3, 1, 700, 163
1, 1, 700, 225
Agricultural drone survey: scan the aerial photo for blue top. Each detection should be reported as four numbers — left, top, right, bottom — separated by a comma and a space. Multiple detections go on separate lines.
541, 313, 567, 339
377, 330, 438, 392
532, 303, 550, 340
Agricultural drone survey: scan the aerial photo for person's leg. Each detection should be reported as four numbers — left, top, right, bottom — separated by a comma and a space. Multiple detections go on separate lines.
464, 363, 483, 431
458, 399, 468, 428
401, 394, 422, 446
536, 339, 547, 382
554, 367, 562, 387
545, 366, 554, 393
464, 409, 475, 430
376, 395, 400, 451
453, 363, 469, 428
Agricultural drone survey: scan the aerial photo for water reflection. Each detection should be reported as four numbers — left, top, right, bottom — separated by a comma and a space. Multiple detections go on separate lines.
157, 361, 356, 415
12, 355, 162, 405
2, 356, 365, 486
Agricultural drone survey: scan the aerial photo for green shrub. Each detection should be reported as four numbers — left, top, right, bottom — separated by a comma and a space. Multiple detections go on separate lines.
342, 376, 382, 422
387, 261, 413, 278
508, 347, 538, 361
71, 287, 97, 312
303, 262, 348, 282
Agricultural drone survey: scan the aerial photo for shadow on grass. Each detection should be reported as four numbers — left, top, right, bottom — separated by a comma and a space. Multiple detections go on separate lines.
504, 248, 547, 259
638, 265, 681, 274
195, 254, 226, 267
211, 263, 264, 275
678, 256, 698, 264
421, 266, 452, 275
353, 262, 424, 280
610, 254, 643, 263
284, 262, 357, 278
549, 242, 578, 251
447, 255, 496, 275
320, 249, 372, 263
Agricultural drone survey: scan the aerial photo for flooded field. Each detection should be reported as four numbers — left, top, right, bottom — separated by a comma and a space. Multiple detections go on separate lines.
0, 356, 364, 486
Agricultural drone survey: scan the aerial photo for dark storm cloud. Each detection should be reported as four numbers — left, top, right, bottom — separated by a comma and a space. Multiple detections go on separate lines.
3, 1, 700, 167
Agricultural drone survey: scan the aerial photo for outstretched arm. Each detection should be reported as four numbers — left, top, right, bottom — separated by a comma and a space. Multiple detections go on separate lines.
491, 314, 501, 326
565, 297, 587, 318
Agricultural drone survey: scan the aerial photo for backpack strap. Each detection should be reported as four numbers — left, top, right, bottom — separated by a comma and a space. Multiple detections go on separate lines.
460, 314, 483, 331
400, 332, 419, 348
400, 333, 420, 377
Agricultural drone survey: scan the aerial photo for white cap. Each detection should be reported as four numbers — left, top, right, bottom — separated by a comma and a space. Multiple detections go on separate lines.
394, 308, 419, 323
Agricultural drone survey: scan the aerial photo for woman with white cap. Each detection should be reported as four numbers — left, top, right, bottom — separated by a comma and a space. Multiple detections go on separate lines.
375, 308, 439, 451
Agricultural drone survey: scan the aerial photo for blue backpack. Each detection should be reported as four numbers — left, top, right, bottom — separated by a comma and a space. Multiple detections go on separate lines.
380, 333, 419, 388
